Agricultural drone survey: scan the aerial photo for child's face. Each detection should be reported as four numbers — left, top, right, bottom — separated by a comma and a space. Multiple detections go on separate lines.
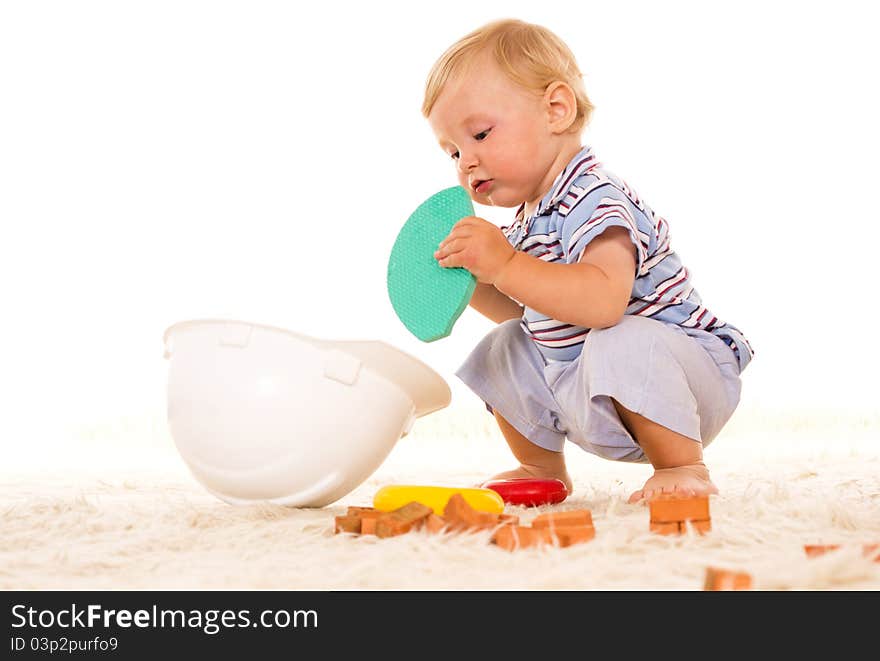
428, 55, 562, 211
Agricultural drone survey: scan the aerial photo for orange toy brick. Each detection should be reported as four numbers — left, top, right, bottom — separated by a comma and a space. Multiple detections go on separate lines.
550, 525, 596, 547
648, 494, 710, 523
683, 519, 711, 535
650, 519, 711, 536
443, 493, 502, 532
424, 513, 448, 535
347, 506, 378, 516
375, 501, 433, 538
531, 510, 593, 529
804, 544, 880, 561
334, 515, 361, 534
492, 526, 555, 551
358, 510, 383, 535
704, 567, 752, 591
499, 513, 520, 526
649, 521, 681, 536
333, 506, 383, 535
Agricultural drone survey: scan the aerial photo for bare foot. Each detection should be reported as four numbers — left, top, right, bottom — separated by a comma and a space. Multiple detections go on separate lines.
627, 462, 718, 504
483, 464, 574, 495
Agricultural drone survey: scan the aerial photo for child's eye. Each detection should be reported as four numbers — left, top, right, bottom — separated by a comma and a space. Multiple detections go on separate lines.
474, 129, 491, 141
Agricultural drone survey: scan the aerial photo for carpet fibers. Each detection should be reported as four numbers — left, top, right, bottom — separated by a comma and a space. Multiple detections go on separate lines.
2, 403, 879, 590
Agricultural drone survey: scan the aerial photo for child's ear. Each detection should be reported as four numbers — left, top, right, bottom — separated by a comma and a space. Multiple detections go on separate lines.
544, 81, 577, 134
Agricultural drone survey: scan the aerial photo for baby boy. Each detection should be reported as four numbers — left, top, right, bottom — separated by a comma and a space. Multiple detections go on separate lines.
424, 19, 753, 503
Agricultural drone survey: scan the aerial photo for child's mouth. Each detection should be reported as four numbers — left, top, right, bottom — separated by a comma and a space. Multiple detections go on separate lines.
472, 179, 493, 194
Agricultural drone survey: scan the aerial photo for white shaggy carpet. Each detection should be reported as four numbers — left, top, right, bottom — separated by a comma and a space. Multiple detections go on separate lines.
2, 401, 879, 591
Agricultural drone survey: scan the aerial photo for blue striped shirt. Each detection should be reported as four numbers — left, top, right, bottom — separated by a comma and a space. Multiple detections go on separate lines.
502, 146, 753, 372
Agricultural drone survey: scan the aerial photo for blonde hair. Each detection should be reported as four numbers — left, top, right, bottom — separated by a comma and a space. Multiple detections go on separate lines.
422, 19, 593, 133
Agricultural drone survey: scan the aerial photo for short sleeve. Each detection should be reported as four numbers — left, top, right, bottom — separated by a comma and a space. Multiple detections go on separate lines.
558, 180, 649, 272
500, 221, 522, 248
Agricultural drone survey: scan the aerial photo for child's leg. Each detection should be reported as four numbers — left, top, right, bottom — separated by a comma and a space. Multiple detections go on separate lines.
488, 410, 574, 494
612, 399, 718, 504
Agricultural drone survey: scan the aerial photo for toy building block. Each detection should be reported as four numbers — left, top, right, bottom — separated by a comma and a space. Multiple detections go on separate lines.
531, 510, 593, 529
684, 519, 711, 535
649, 521, 681, 536
333, 506, 384, 535
653, 519, 711, 535
804, 544, 880, 561
648, 493, 710, 535
358, 510, 383, 535
334, 515, 362, 534
491, 509, 596, 551
347, 506, 378, 516
803, 544, 840, 558
649, 493, 710, 523
703, 567, 752, 591
424, 513, 448, 535
443, 493, 503, 532
551, 526, 596, 547
375, 501, 433, 538
530, 510, 595, 547
492, 525, 555, 551
499, 513, 520, 526
492, 524, 595, 550
338, 500, 597, 548
649, 519, 711, 536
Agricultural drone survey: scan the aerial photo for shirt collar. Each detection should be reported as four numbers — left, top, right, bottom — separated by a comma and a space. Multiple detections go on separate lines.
513, 145, 599, 230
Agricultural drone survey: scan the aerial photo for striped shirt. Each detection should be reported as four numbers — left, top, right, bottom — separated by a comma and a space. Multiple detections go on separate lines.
502, 146, 753, 372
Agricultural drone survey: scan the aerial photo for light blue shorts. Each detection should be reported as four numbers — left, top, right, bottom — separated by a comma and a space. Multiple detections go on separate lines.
455, 315, 742, 463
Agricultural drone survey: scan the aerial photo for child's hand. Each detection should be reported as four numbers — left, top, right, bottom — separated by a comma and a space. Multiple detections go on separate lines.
434, 216, 516, 285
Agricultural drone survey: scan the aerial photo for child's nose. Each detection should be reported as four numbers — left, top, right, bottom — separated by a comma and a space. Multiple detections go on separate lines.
456, 149, 478, 173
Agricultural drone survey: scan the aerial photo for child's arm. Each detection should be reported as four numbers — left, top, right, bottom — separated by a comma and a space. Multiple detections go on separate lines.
468, 282, 524, 323
494, 226, 636, 329
436, 217, 636, 329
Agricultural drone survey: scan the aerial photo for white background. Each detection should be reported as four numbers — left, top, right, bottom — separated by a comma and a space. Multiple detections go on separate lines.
1, 0, 878, 450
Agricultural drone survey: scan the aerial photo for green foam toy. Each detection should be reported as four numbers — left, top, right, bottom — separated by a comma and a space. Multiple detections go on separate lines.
387, 186, 477, 342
